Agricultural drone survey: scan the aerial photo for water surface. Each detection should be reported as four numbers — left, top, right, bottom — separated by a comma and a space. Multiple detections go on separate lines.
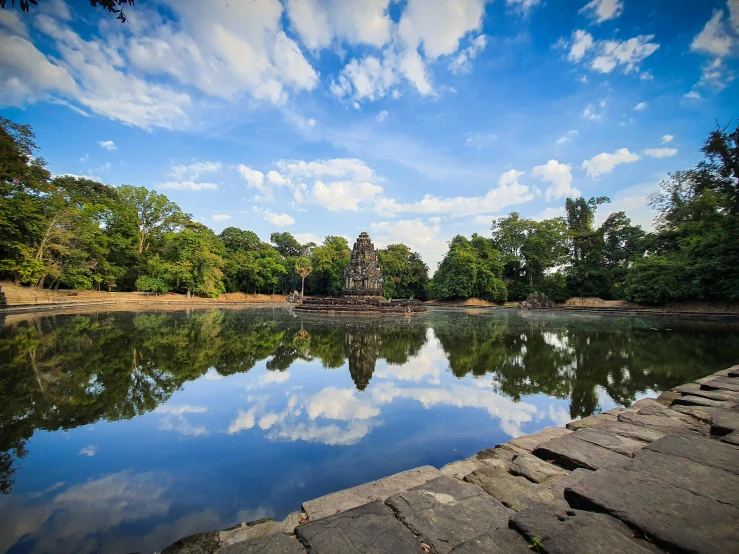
1, 306, 737, 553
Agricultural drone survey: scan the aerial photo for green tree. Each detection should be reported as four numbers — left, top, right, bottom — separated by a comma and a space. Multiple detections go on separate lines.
295, 257, 312, 298
377, 243, 429, 300
159, 223, 226, 298
117, 185, 185, 257
308, 236, 350, 296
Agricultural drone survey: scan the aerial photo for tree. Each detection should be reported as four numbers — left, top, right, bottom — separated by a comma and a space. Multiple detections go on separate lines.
308, 236, 350, 296
377, 243, 429, 300
160, 223, 226, 298
271, 232, 303, 258
295, 257, 312, 298
117, 186, 186, 257
1, 0, 135, 22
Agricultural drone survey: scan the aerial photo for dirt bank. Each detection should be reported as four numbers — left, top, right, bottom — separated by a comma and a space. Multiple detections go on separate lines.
424, 298, 503, 308
562, 296, 739, 314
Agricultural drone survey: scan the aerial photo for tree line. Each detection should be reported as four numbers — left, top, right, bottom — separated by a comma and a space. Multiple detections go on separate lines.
2, 115, 736, 304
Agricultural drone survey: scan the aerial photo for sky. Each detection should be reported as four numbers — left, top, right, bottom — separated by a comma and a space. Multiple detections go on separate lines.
1, 0, 738, 270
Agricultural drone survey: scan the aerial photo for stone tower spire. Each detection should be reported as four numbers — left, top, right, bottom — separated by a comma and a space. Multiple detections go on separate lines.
343, 232, 384, 298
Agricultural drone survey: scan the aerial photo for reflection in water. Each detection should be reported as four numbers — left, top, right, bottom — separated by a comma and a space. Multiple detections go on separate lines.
0, 308, 738, 553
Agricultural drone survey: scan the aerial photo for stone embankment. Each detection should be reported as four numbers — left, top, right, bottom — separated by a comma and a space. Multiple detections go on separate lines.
161, 366, 739, 554
295, 297, 427, 315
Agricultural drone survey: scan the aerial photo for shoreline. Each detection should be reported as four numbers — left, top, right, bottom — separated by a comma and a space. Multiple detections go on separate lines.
160, 365, 739, 554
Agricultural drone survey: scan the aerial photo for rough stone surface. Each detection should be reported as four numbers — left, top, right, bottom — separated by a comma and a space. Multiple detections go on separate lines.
565, 466, 739, 554
508, 426, 571, 452
617, 410, 708, 435
510, 504, 659, 554
477, 444, 526, 462
216, 533, 304, 554
590, 420, 666, 443
532, 434, 630, 470
440, 458, 486, 481
656, 390, 682, 405
711, 410, 739, 435
565, 413, 616, 431
671, 394, 738, 409
509, 453, 569, 484
701, 376, 739, 392
302, 465, 439, 521
545, 468, 593, 494
670, 403, 734, 425
161, 531, 221, 554
295, 501, 423, 554
673, 383, 739, 402
644, 434, 739, 475
463, 466, 567, 512
626, 448, 739, 506
220, 513, 300, 547
447, 528, 530, 554
386, 476, 513, 554
571, 428, 646, 457
721, 430, 739, 446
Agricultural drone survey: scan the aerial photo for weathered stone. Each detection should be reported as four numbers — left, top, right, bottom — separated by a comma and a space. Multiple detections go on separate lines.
590, 420, 666, 443
711, 410, 739, 435
386, 476, 513, 554
440, 458, 486, 481
631, 398, 665, 412
644, 433, 739, 475
701, 376, 739, 392
216, 533, 304, 554
627, 448, 739, 506
603, 407, 629, 416
565, 466, 739, 554
463, 466, 567, 512
565, 413, 616, 431
508, 426, 571, 452
571, 428, 646, 457
656, 390, 681, 405
295, 501, 423, 554
161, 531, 221, 554
510, 504, 658, 554
673, 383, 739, 402
342, 232, 383, 297
617, 410, 708, 435
721, 431, 739, 446
448, 528, 530, 554
671, 394, 738, 409
532, 434, 630, 470
477, 443, 527, 461
545, 468, 593, 495
301, 465, 439, 521
509, 453, 569, 484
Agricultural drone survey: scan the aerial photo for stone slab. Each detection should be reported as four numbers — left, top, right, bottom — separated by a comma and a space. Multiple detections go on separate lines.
448, 528, 530, 554
617, 410, 708, 435
509, 453, 569, 484
631, 398, 665, 412
216, 533, 304, 554
670, 403, 734, 425
671, 394, 738, 409
508, 427, 571, 452
440, 458, 487, 481
386, 475, 513, 554
701, 376, 739, 392
565, 413, 616, 431
565, 466, 739, 554
673, 383, 739, 402
590, 420, 666, 443
463, 466, 567, 512
721, 430, 739, 446
295, 501, 423, 554
476, 444, 525, 463
161, 531, 221, 554
510, 504, 659, 554
571, 428, 646, 457
645, 433, 739, 475
545, 468, 593, 495
627, 448, 739, 506
656, 390, 681, 405
220, 513, 301, 547
711, 410, 739, 435
532, 433, 630, 470
301, 465, 439, 521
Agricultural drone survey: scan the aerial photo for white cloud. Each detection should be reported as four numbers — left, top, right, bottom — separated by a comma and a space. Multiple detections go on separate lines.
532, 160, 580, 201
258, 371, 291, 386
79, 445, 98, 457
692, 9, 734, 57
257, 208, 295, 227
582, 148, 640, 178
563, 29, 659, 76
579, 0, 624, 24
582, 103, 603, 120
556, 129, 578, 145
376, 110, 388, 122
643, 147, 677, 158
370, 218, 447, 271
688, 7, 737, 94
98, 140, 117, 151
684, 90, 702, 100
535, 206, 566, 220
212, 214, 231, 222
596, 180, 660, 230
293, 233, 321, 245
448, 34, 487, 75
465, 132, 497, 149
633, 101, 647, 111
170, 160, 221, 180
158, 181, 219, 191
237, 165, 267, 193
661, 134, 674, 144
505, 0, 542, 13
155, 405, 207, 415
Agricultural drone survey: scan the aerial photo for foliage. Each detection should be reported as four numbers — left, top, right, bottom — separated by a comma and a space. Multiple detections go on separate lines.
377, 244, 429, 300
1, 0, 134, 22
307, 236, 350, 297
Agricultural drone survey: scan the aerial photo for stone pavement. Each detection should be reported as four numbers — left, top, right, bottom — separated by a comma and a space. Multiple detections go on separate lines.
161, 366, 739, 554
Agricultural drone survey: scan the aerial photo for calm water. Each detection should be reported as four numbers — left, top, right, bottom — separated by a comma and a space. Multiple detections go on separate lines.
1, 307, 738, 554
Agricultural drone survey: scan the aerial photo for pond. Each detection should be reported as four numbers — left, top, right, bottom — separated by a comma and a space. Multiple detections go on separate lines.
1, 306, 738, 554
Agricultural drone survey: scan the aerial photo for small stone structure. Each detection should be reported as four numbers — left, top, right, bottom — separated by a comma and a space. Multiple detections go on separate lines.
519, 292, 556, 310
295, 232, 426, 315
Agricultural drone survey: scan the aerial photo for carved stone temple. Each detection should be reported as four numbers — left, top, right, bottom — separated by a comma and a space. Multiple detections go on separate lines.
294, 232, 427, 315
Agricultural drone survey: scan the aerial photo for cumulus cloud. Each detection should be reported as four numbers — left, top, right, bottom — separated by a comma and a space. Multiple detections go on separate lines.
643, 147, 677, 158
688, 6, 737, 94
170, 160, 221, 180
582, 103, 604, 120
252, 207, 295, 227
237, 165, 267, 193
532, 160, 580, 201
370, 218, 447, 271
579, 0, 624, 24
158, 181, 218, 191
79, 445, 98, 457
97, 140, 117, 151
633, 101, 647, 111
448, 35, 487, 74
582, 148, 640, 178
563, 29, 659, 76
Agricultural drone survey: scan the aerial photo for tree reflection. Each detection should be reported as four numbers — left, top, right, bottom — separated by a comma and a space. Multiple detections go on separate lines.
1, 308, 738, 493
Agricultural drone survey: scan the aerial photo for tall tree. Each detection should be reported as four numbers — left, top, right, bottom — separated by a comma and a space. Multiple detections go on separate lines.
377, 243, 429, 300
117, 185, 185, 256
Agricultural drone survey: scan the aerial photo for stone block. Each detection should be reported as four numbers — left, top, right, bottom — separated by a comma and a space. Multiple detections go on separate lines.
617, 410, 708, 435
565, 466, 739, 554
711, 410, 739, 435
161, 531, 221, 554
532, 433, 630, 470
671, 394, 738, 409
509, 453, 569, 484
565, 413, 616, 431
570, 428, 646, 457
590, 420, 665, 443
644, 434, 739, 475
701, 376, 739, 392
510, 504, 659, 554
463, 466, 567, 512
295, 501, 423, 554
545, 468, 593, 495
301, 465, 439, 521
508, 427, 571, 452
448, 528, 530, 554
720, 431, 739, 446
656, 390, 681, 405
440, 458, 486, 481
216, 533, 304, 554
673, 383, 739, 402
386, 475, 513, 554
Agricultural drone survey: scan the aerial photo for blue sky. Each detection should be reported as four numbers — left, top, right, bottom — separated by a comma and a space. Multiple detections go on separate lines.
1, 0, 738, 269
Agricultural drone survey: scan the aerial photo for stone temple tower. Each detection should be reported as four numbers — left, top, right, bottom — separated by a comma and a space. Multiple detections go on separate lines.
343, 232, 384, 298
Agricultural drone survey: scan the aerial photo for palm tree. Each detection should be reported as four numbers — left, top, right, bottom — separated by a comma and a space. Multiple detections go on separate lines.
295, 257, 312, 298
